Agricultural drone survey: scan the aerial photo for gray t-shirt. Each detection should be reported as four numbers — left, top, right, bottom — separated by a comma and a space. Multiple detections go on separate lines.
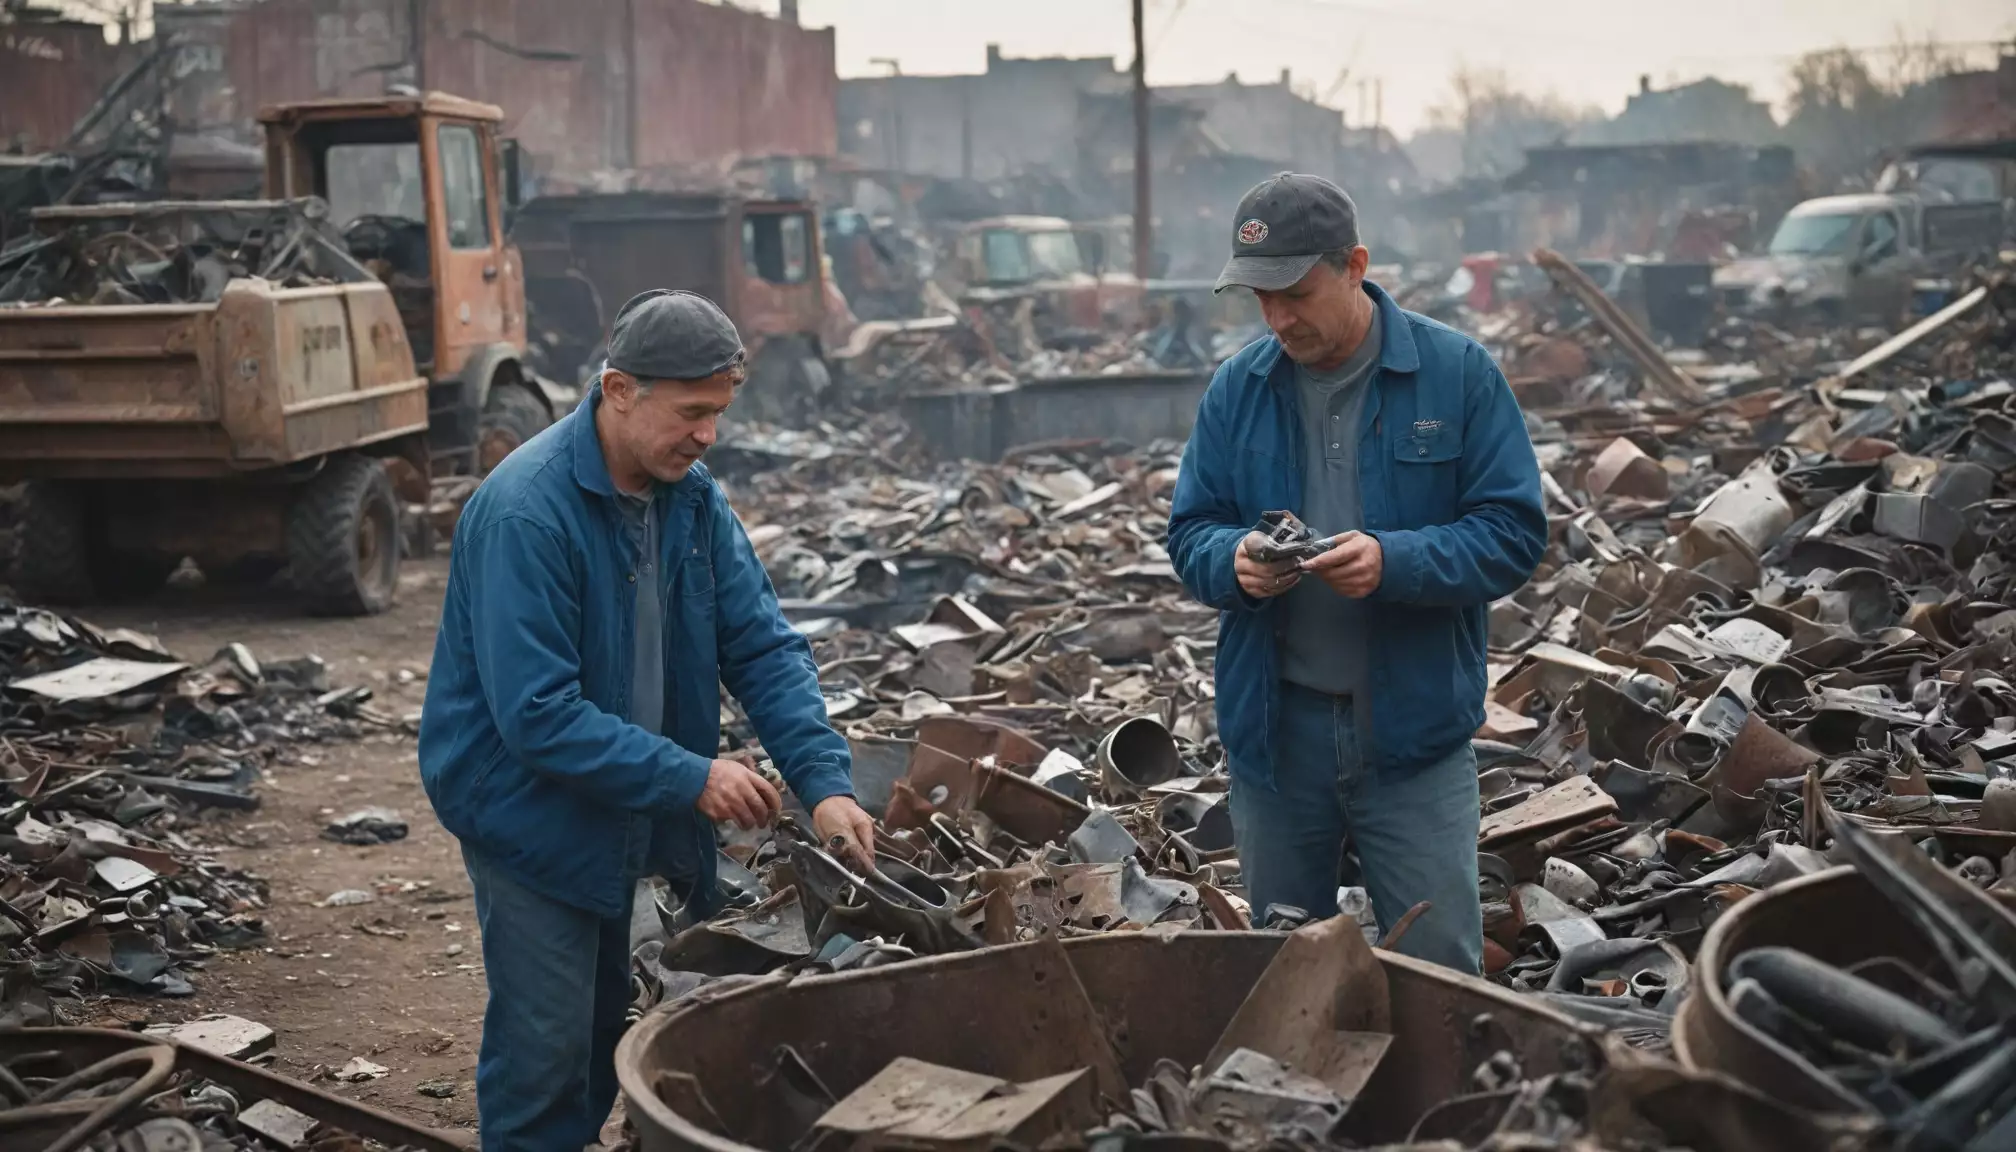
1279, 307, 1383, 697
616, 487, 665, 736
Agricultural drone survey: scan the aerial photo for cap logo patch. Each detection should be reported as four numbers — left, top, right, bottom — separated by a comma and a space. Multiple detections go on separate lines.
1237, 218, 1269, 245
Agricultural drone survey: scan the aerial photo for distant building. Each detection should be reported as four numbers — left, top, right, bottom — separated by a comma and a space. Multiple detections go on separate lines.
838, 45, 1128, 184
1575, 76, 1781, 148
837, 50, 1420, 272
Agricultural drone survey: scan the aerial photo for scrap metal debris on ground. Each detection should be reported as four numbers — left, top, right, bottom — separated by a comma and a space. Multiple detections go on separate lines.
0, 600, 385, 1026
626, 262, 2016, 1148
0, 1027, 453, 1152
834, 290, 1258, 401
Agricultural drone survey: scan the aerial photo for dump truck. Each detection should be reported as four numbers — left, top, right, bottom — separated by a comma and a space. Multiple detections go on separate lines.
0, 91, 570, 614
511, 190, 836, 425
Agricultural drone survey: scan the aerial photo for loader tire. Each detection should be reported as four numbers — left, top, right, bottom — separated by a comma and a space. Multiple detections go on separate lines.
14, 480, 92, 604
14, 481, 175, 604
288, 454, 400, 617
477, 384, 550, 474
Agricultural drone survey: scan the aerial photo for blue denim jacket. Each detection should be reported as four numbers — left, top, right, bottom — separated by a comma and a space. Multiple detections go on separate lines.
1167, 282, 1546, 785
419, 387, 853, 919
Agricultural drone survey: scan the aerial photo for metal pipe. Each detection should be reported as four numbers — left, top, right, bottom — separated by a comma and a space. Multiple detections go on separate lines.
1729, 946, 1961, 1055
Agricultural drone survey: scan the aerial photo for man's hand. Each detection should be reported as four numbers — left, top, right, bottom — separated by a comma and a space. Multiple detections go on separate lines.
812, 796, 878, 872
696, 758, 782, 829
1301, 532, 1384, 598
1236, 531, 1303, 600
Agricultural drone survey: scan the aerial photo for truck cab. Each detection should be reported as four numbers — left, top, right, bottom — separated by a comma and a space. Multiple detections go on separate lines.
949, 216, 1144, 331
1714, 194, 1922, 324
260, 92, 558, 473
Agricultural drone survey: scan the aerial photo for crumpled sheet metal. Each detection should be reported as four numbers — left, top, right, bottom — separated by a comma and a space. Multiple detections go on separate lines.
0, 598, 381, 1025
663, 273, 2016, 1128
1453, 266, 2016, 1099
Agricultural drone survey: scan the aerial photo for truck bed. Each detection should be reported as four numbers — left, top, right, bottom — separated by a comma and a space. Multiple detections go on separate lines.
0, 278, 427, 479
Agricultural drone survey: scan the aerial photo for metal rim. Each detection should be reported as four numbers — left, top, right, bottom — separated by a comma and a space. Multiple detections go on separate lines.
355, 488, 396, 602
1671, 863, 1872, 1114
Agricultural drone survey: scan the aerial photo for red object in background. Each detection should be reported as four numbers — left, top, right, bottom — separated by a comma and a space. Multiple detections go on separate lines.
1461, 254, 1504, 313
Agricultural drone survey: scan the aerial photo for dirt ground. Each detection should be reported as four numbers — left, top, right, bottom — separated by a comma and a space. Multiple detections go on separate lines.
77, 558, 497, 1134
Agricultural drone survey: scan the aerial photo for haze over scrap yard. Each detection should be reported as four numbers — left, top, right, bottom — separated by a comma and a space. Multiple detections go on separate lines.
4, 1, 2016, 1150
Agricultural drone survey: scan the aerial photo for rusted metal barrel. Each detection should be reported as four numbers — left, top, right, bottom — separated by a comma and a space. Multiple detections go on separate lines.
1674, 865, 1937, 1116
615, 930, 1594, 1152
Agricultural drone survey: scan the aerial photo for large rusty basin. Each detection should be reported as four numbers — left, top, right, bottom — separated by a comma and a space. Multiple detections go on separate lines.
615, 930, 1595, 1151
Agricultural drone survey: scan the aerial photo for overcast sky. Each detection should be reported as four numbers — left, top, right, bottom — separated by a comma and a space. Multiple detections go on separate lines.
786, 0, 2016, 136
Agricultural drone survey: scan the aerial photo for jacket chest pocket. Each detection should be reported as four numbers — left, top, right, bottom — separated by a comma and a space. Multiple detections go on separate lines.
680, 551, 715, 599
1391, 428, 1463, 526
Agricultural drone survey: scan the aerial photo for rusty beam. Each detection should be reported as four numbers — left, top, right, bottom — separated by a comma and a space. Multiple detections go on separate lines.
1533, 249, 1707, 407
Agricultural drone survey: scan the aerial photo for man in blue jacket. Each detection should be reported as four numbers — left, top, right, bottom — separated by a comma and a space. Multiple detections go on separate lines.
1168, 174, 1546, 973
419, 289, 875, 1150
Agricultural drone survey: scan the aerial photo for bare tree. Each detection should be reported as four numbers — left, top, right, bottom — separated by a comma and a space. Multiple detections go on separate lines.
1782, 33, 1979, 189
1421, 65, 1602, 179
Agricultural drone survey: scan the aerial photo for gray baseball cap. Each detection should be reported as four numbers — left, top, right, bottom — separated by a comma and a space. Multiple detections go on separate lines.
605, 289, 746, 381
1214, 173, 1361, 293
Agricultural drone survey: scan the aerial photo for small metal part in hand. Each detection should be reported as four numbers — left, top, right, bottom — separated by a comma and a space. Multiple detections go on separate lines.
828, 834, 849, 852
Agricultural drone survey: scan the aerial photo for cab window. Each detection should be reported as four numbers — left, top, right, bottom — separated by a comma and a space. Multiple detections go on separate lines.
743, 212, 813, 285
1863, 212, 1899, 262
437, 124, 492, 250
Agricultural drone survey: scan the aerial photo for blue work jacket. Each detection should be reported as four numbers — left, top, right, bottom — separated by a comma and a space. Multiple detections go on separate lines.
1167, 282, 1546, 785
418, 387, 854, 920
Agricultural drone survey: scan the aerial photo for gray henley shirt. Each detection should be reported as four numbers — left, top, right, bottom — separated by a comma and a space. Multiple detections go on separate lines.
1279, 307, 1383, 697
616, 487, 665, 736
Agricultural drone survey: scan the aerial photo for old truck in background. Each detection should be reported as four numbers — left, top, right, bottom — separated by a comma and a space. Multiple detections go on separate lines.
945, 215, 1145, 332
512, 190, 837, 424
1715, 139, 2015, 324
0, 91, 570, 614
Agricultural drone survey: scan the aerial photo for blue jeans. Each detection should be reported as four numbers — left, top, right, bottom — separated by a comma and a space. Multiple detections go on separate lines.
1230, 681, 1483, 974
464, 847, 633, 1151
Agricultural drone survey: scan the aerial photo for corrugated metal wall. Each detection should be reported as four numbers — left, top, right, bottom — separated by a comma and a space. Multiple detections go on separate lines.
184, 0, 834, 179
631, 0, 836, 172
3, 0, 834, 178
0, 20, 135, 152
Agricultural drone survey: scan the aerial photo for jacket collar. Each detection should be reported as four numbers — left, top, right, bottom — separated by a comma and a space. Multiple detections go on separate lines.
570, 384, 619, 497
569, 383, 710, 501
1248, 278, 1421, 384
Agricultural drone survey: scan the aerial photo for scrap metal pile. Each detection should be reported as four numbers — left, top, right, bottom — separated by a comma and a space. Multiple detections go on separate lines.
0, 600, 384, 1027
0, 1027, 455, 1152
630, 426, 1233, 1006
834, 292, 1252, 402
0, 198, 371, 306
639, 261, 2016, 1146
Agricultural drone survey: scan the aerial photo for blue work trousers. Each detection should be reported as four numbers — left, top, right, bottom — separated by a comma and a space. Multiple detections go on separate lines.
464, 847, 633, 1151
1230, 681, 1483, 973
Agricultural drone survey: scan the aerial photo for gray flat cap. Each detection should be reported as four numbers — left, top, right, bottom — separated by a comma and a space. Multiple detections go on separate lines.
605, 289, 746, 381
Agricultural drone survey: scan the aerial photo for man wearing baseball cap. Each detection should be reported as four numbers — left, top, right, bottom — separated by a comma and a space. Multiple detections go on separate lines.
1168, 174, 1545, 973
420, 289, 875, 1149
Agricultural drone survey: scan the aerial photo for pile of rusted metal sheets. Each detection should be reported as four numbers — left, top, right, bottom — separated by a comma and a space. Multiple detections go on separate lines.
0, 600, 385, 1026
648, 265, 2016, 1147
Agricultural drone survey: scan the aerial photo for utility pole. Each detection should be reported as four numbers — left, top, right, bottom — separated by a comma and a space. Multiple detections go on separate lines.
1131, 0, 1151, 280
